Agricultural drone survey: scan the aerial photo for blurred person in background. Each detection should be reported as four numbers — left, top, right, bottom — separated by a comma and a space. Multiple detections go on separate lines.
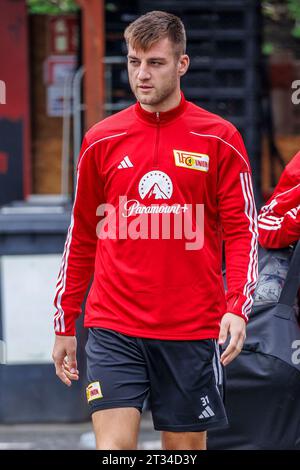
258, 150, 300, 318
52, 11, 258, 450
258, 150, 300, 249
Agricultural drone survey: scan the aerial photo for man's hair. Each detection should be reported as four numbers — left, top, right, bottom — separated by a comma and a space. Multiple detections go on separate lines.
124, 11, 186, 59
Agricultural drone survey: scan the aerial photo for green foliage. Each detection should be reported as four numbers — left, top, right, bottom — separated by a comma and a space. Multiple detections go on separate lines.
27, 0, 79, 14
288, 0, 300, 18
262, 42, 274, 55
288, 0, 300, 38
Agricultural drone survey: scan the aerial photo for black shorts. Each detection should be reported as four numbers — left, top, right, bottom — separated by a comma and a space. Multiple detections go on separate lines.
85, 327, 228, 432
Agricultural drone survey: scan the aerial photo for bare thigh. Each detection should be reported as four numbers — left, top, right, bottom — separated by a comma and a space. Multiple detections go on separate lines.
161, 431, 207, 450
92, 407, 141, 450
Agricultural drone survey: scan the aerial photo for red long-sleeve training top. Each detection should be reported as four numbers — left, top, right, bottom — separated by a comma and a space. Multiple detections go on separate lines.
54, 93, 258, 339
258, 151, 300, 249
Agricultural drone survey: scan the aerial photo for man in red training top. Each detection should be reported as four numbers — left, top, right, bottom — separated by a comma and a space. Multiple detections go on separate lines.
52, 11, 258, 450
258, 151, 300, 248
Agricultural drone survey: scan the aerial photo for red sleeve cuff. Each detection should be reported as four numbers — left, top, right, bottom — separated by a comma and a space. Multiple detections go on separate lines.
226, 293, 250, 323
55, 330, 76, 337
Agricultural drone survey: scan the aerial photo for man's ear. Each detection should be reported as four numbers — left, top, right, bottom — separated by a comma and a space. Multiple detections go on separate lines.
178, 54, 190, 77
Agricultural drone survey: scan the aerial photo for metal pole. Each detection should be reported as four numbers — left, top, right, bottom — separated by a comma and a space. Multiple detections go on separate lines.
103, 56, 127, 115
72, 66, 85, 191
61, 72, 73, 198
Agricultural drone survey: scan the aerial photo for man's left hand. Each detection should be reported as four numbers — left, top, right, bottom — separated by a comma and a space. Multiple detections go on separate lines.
218, 312, 246, 366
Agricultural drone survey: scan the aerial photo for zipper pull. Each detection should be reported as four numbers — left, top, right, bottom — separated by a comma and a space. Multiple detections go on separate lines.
156, 112, 160, 122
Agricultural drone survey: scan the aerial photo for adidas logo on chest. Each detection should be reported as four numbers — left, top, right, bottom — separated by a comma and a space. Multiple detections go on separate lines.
118, 156, 134, 169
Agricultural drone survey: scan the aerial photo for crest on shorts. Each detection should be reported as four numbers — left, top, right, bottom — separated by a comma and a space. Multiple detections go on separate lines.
86, 381, 103, 402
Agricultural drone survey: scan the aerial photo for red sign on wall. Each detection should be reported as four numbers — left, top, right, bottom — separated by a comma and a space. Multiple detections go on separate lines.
0, 0, 31, 203
49, 16, 78, 55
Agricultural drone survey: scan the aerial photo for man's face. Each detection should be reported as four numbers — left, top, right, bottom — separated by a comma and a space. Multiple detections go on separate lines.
127, 37, 187, 109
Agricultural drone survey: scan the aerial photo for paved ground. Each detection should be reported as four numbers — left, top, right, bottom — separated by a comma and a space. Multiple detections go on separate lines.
0, 411, 161, 450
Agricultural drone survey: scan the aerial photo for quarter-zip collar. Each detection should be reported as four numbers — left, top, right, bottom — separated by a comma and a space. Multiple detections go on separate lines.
135, 91, 187, 126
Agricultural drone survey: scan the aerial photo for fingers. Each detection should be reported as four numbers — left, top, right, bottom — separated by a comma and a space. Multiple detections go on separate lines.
67, 345, 78, 375
218, 316, 230, 346
53, 353, 72, 387
220, 332, 245, 367
218, 313, 246, 366
52, 336, 79, 387
63, 357, 79, 381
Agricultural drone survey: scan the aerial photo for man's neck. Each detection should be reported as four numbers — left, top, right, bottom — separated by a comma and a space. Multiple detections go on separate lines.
139, 90, 182, 113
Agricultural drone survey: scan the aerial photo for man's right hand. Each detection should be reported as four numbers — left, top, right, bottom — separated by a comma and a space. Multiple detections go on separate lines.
52, 335, 79, 387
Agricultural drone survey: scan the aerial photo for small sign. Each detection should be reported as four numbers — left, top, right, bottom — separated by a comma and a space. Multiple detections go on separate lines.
44, 55, 76, 85
47, 85, 66, 117
49, 16, 78, 55
44, 55, 75, 117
